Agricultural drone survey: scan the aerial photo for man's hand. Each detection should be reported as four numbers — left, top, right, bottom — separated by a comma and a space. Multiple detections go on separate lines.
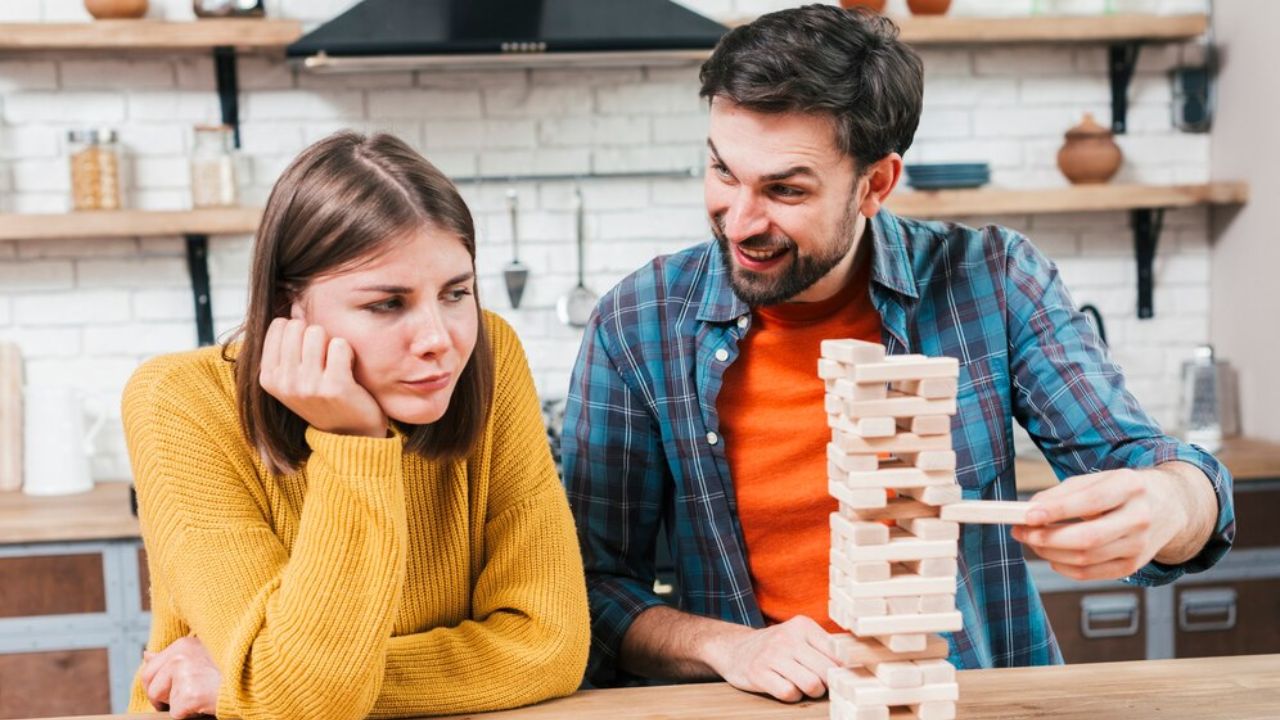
139, 636, 221, 719
703, 616, 839, 702
1012, 462, 1216, 581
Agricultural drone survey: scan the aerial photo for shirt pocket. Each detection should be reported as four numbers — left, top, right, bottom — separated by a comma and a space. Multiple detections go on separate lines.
951, 357, 1013, 496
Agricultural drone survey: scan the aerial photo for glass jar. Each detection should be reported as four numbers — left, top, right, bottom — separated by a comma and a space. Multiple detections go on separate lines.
190, 124, 238, 208
67, 128, 122, 211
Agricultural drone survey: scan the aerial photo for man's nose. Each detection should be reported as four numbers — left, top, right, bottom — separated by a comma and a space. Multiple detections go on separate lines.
722, 189, 769, 242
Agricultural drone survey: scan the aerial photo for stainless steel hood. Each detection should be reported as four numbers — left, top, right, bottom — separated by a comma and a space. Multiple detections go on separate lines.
287, 0, 729, 72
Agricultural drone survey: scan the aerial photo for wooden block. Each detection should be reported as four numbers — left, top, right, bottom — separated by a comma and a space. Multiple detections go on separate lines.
851, 356, 959, 383
897, 484, 963, 506
897, 517, 960, 541
830, 513, 891, 546
853, 611, 963, 636
897, 450, 956, 471
846, 416, 897, 438
833, 430, 952, 455
829, 694, 890, 720
828, 384, 888, 404
831, 590, 889, 619
893, 376, 959, 400
822, 339, 885, 365
899, 558, 958, 578
828, 633, 950, 668
939, 500, 1035, 525
883, 634, 928, 653
873, 661, 923, 689
920, 594, 957, 613
819, 358, 847, 380
826, 393, 846, 415
836, 531, 957, 563
842, 392, 957, 419
845, 497, 939, 523
834, 667, 959, 706
897, 415, 951, 436
830, 480, 889, 509
914, 659, 957, 685
887, 595, 922, 615
829, 443, 880, 472
844, 464, 956, 489
840, 559, 892, 583
829, 562, 956, 599
911, 701, 957, 720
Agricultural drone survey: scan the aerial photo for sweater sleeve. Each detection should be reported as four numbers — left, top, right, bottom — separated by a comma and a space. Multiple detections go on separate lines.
369, 317, 590, 717
123, 357, 409, 720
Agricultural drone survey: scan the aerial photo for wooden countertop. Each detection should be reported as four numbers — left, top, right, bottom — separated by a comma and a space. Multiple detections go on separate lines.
0, 482, 138, 544
29, 654, 1280, 720
1015, 435, 1280, 494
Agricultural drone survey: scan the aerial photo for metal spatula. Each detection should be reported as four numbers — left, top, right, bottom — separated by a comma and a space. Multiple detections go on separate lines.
557, 186, 598, 328
503, 189, 529, 309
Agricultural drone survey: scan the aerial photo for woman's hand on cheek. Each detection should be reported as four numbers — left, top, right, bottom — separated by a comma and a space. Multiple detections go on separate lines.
258, 305, 388, 439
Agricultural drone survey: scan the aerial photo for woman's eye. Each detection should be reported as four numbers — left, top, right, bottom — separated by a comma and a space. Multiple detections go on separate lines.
446, 288, 474, 304
367, 297, 403, 313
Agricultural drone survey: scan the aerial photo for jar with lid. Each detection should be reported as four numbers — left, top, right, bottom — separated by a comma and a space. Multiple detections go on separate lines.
190, 125, 239, 208
68, 128, 122, 211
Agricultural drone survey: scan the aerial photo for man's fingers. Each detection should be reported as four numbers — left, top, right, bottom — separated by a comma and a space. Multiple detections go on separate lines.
1024, 531, 1145, 568
1015, 503, 1143, 551
773, 656, 828, 699
1050, 556, 1142, 582
1028, 472, 1137, 525
755, 668, 804, 703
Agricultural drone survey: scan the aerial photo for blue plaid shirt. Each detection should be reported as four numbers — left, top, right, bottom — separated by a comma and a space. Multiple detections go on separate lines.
561, 208, 1235, 686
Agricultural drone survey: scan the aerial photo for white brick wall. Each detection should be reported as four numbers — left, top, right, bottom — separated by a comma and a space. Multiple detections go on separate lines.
0, 0, 1215, 479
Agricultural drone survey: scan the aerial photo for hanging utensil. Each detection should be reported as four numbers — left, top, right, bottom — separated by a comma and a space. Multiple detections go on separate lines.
502, 188, 529, 309
557, 185, 598, 328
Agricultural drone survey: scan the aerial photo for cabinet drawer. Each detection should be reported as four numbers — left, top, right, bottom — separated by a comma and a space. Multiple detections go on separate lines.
1040, 589, 1146, 664
1175, 578, 1280, 658
0, 648, 112, 718
1230, 485, 1280, 549
0, 553, 106, 618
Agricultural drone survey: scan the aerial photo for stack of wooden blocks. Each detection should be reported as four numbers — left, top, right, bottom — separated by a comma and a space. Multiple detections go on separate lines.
820, 339, 1033, 720
821, 338, 962, 720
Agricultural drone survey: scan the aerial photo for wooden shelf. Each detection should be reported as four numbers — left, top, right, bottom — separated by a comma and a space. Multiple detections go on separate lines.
725, 13, 1207, 44
1015, 436, 1280, 494
0, 208, 262, 241
0, 482, 138, 544
888, 181, 1249, 219
0, 18, 302, 51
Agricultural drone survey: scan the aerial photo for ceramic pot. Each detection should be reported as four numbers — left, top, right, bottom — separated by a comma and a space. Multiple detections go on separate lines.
840, 0, 888, 12
1057, 112, 1123, 184
84, 0, 149, 19
906, 0, 953, 15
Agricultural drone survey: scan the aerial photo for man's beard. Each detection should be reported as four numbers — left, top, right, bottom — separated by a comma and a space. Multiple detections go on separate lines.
713, 201, 860, 307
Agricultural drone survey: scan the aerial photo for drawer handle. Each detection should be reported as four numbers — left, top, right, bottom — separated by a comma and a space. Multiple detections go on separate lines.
1179, 588, 1237, 632
1079, 593, 1140, 639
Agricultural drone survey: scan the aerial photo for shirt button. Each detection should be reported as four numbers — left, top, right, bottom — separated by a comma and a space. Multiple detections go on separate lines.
706, 432, 719, 446
737, 316, 749, 329
714, 348, 729, 362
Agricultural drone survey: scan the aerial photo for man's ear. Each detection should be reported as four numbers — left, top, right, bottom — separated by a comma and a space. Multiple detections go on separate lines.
857, 152, 904, 218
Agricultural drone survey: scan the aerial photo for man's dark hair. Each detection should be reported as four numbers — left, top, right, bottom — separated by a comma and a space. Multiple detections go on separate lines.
699, 3, 924, 172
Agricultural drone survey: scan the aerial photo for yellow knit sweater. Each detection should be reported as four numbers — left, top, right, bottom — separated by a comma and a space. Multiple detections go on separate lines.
123, 312, 589, 719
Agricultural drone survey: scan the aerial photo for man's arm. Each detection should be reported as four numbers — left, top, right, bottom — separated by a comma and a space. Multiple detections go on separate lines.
1002, 232, 1235, 583
621, 606, 837, 703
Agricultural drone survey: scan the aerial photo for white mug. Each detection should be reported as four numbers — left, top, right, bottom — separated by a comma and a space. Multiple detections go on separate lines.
22, 385, 107, 496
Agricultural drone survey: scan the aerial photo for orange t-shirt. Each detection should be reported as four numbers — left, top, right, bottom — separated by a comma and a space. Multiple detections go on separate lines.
718, 258, 881, 632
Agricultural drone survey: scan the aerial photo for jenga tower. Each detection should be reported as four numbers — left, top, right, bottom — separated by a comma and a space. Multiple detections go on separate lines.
820, 339, 962, 720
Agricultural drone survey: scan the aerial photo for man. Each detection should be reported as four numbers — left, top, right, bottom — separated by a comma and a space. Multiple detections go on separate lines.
560, 4, 1234, 702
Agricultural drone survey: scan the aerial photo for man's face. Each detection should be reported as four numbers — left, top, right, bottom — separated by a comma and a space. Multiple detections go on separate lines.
704, 97, 867, 306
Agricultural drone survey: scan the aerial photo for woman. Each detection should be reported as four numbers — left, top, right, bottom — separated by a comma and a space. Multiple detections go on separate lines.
123, 132, 589, 719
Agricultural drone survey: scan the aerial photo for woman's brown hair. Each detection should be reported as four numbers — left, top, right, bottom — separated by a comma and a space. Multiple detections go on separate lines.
224, 131, 493, 475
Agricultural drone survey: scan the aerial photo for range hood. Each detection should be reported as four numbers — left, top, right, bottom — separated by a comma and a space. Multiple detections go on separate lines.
287, 0, 730, 72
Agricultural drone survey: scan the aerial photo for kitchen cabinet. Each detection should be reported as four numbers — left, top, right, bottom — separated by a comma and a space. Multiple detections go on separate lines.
0, 484, 147, 718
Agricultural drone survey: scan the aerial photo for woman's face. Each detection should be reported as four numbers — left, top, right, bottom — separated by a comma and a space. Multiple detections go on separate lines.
297, 225, 479, 426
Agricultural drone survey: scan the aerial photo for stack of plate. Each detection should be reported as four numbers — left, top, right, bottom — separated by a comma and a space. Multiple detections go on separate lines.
904, 163, 990, 190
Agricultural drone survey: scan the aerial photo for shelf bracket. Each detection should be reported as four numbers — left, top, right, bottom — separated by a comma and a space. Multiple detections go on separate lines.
1109, 41, 1142, 134
184, 234, 216, 346
213, 46, 241, 148
1132, 207, 1165, 320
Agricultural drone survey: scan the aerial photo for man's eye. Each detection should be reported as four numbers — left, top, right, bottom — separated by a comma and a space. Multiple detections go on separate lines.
712, 162, 731, 179
771, 185, 804, 198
